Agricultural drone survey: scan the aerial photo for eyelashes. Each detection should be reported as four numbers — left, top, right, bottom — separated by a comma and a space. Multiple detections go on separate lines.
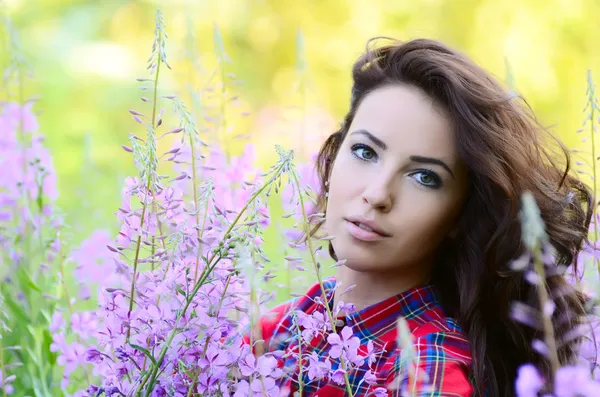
349, 143, 443, 189
350, 143, 377, 162
408, 169, 443, 189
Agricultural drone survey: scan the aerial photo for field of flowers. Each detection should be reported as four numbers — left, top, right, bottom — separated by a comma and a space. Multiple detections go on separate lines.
1, 7, 600, 397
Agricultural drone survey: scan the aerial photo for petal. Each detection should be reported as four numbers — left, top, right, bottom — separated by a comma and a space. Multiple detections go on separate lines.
329, 346, 342, 359
367, 340, 374, 353
341, 326, 353, 341
327, 333, 341, 345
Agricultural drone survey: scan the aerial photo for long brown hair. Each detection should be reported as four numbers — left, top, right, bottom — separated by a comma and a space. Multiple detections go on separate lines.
308, 38, 593, 396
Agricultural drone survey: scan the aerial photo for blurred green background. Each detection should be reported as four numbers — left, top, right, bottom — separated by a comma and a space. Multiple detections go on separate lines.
1, 0, 600, 244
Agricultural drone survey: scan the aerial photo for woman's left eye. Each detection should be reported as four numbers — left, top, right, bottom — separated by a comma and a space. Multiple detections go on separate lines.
350, 144, 377, 162
410, 170, 443, 189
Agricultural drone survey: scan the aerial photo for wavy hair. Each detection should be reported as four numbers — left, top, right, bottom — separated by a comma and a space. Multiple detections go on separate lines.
307, 38, 594, 396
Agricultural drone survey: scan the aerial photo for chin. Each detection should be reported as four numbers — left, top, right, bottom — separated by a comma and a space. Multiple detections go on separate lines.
335, 246, 381, 272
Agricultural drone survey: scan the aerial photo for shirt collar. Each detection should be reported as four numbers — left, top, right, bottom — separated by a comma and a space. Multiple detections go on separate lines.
319, 277, 443, 333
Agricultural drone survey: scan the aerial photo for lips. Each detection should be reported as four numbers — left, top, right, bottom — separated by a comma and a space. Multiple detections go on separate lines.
344, 216, 391, 237
343, 216, 391, 242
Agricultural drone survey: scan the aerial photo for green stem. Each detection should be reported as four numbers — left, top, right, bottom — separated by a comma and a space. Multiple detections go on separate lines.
185, 369, 199, 397
0, 336, 7, 397
57, 237, 92, 385
295, 317, 304, 397
141, 160, 289, 395
289, 169, 354, 397
200, 275, 232, 360
219, 60, 228, 161
126, 172, 152, 341
126, 35, 162, 340
190, 134, 208, 284
17, 65, 33, 264
533, 243, 560, 375
588, 83, 599, 275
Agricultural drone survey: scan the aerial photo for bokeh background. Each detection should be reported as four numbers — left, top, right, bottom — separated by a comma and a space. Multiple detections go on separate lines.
1, 0, 600, 246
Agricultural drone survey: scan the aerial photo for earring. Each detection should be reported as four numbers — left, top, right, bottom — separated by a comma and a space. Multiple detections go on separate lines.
324, 180, 329, 187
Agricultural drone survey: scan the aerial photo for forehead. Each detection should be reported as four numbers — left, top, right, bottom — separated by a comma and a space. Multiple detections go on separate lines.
349, 84, 457, 159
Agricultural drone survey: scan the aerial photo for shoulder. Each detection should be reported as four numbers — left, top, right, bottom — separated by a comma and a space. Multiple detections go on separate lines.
381, 293, 473, 396
243, 280, 331, 350
382, 319, 473, 397
382, 328, 473, 397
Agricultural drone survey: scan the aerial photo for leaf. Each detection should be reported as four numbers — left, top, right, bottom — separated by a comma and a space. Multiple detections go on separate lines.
175, 284, 187, 297
128, 342, 158, 366
17, 268, 42, 293
2, 290, 28, 324
36, 184, 43, 212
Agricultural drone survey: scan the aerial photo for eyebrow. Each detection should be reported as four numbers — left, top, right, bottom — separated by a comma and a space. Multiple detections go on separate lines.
410, 155, 455, 179
350, 129, 388, 150
349, 129, 455, 178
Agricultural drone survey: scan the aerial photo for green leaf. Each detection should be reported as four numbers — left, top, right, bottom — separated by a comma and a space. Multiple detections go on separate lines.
17, 267, 42, 293
2, 289, 29, 324
42, 328, 57, 366
128, 342, 157, 366
36, 184, 44, 212
27, 346, 39, 365
175, 284, 186, 297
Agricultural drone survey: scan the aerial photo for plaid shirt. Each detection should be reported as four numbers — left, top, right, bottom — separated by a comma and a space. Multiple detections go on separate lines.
245, 278, 474, 396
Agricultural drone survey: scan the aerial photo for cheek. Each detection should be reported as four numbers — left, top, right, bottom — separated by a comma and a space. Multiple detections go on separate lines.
328, 154, 365, 197
324, 161, 357, 231
396, 197, 460, 242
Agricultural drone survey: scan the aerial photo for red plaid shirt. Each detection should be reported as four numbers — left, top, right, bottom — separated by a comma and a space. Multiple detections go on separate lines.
245, 278, 474, 396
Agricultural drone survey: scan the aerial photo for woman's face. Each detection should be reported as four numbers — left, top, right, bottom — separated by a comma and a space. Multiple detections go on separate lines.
324, 84, 469, 276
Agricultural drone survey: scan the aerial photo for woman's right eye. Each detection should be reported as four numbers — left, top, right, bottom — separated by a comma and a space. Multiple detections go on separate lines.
350, 143, 377, 162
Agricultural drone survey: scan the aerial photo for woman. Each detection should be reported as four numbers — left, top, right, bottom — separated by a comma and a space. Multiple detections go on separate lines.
246, 37, 593, 396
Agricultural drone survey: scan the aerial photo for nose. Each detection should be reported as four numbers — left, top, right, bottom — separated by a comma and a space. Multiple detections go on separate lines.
362, 175, 394, 213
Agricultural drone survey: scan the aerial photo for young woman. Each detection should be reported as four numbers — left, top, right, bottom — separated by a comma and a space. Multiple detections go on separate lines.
246, 37, 593, 396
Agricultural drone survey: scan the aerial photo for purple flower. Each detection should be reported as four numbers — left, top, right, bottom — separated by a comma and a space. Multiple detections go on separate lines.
0, 373, 16, 395
555, 365, 600, 397
239, 353, 283, 378
250, 377, 278, 396
198, 345, 229, 378
327, 326, 364, 367
300, 311, 326, 341
371, 387, 388, 397
515, 364, 544, 397
49, 311, 63, 333
307, 351, 331, 381
364, 369, 377, 385
71, 312, 98, 339
150, 384, 166, 397
105, 386, 124, 396
85, 385, 100, 395
85, 348, 104, 363
327, 326, 355, 358
334, 301, 356, 316
239, 354, 258, 377
114, 347, 129, 361
196, 374, 220, 395
330, 368, 346, 385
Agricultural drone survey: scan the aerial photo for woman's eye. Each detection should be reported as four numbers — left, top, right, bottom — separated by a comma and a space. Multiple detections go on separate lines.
411, 170, 443, 189
351, 144, 377, 162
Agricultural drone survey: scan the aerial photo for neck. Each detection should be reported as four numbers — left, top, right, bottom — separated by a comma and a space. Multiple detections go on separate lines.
333, 265, 430, 313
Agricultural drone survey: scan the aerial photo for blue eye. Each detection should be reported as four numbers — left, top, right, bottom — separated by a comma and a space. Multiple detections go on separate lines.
351, 144, 377, 162
409, 169, 443, 189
